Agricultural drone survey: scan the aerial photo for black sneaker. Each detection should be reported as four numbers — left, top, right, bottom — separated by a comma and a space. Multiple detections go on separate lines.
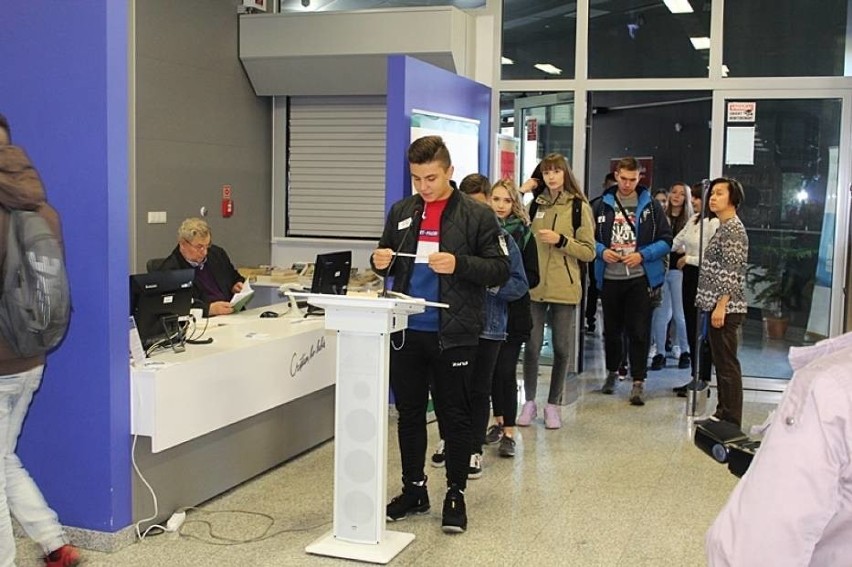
386, 479, 430, 521
441, 487, 467, 533
430, 440, 445, 468
650, 354, 665, 371
498, 435, 516, 458
484, 424, 503, 445
678, 352, 691, 369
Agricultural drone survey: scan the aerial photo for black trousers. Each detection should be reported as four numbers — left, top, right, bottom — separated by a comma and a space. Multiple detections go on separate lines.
391, 330, 474, 489
683, 265, 699, 375
585, 268, 599, 327
491, 337, 523, 428
707, 312, 745, 427
601, 277, 652, 381
469, 338, 502, 455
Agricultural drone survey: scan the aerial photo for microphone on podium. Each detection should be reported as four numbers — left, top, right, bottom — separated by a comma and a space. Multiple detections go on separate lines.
380, 206, 422, 298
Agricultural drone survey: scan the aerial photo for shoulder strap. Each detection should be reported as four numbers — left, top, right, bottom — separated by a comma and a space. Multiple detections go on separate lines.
613, 195, 637, 236
572, 198, 582, 237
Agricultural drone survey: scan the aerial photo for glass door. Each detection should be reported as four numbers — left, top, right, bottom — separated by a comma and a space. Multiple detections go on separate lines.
508, 92, 575, 183
712, 92, 851, 382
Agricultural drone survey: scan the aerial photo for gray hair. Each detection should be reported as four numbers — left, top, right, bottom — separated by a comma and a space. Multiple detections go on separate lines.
177, 217, 211, 242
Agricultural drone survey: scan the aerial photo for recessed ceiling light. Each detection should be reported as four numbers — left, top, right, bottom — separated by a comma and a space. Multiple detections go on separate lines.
663, 0, 693, 14
690, 36, 711, 50
534, 63, 562, 75
502, 57, 514, 65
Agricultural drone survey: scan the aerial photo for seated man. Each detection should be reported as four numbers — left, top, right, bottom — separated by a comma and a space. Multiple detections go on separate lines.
157, 217, 244, 316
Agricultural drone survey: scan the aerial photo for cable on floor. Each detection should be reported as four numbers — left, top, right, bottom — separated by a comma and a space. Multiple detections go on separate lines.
173, 507, 330, 546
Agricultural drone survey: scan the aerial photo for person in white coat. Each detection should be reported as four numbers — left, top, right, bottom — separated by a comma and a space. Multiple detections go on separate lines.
707, 331, 852, 566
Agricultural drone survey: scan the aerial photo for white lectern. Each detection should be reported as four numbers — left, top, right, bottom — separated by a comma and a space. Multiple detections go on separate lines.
301, 293, 444, 564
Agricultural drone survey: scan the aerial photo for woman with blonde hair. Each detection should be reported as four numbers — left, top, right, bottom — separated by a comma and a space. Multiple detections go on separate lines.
518, 154, 595, 429
483, 179, 539, 456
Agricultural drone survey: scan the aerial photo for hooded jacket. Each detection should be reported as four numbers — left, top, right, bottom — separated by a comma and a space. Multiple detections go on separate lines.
593, 185, 672, 290
528, 189, 596, 305
0, 145, 64, 374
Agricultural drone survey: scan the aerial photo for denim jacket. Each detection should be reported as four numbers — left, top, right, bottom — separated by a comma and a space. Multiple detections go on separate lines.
481, 229, 529, 340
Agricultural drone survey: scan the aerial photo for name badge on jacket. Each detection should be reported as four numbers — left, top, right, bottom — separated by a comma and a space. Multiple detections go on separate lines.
398, 217, 412, 230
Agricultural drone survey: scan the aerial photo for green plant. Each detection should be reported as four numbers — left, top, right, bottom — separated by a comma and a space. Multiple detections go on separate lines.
747, 235, 815, 319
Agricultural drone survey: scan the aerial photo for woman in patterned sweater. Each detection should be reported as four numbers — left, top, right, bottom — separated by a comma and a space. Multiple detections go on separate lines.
695, 178, 748, 427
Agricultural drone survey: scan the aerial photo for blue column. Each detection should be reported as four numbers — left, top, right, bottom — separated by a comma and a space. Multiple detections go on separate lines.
0, 1, 132, 531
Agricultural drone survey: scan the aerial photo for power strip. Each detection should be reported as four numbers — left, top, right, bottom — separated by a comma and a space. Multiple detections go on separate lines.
165, 511, 186, 532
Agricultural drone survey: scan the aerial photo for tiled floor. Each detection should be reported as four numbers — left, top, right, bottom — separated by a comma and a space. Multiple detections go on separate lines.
16, 329, 782, 566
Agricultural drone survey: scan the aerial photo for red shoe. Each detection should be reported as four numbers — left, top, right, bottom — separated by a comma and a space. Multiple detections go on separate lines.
45, 544, 81, 567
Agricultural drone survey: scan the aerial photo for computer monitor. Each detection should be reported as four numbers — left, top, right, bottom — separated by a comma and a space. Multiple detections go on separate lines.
130, 269, 194, 351
307, 251, 351, 315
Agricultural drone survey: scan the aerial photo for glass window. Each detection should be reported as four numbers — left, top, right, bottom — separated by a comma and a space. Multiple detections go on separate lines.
722, 98, 842, 379
278, 0, 485, 11
501, 0, 576, 80
587, 0, 711, 79
501, 92, 575, 183
724, 0, 848, 77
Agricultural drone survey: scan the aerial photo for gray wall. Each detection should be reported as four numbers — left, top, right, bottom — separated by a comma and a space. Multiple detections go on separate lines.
135, 0, 272, 272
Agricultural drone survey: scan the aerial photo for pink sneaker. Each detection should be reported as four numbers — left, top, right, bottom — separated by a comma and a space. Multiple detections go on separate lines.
544, 404, 562, 429
517, 401, 537, 426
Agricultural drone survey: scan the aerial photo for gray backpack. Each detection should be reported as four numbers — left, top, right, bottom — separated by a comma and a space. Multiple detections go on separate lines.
0, 207, 71, 356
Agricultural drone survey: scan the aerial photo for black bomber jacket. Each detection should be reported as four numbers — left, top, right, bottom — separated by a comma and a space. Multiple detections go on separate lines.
372, 189, 510, 349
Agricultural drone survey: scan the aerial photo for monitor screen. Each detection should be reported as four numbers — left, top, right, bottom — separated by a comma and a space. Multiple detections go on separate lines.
130, 269, 194, 351
307, 251, 351, 315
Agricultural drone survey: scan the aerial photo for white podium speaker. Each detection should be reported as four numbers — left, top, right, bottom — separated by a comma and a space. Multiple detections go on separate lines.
298, 292, 446, 564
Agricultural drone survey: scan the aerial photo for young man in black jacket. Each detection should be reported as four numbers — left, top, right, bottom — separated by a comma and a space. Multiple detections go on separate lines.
371, 136, 509, 533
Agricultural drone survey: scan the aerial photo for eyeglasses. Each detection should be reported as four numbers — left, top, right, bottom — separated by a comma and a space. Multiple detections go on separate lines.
183, 239, 210, 253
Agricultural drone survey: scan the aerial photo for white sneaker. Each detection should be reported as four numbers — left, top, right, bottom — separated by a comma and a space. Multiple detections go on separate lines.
468, 453, 482, 479
648, 344, 657, 359
671, 345, 682, 359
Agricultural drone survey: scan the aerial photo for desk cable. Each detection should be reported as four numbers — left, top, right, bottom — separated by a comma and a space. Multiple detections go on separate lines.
130, 381, 329, 546
391, 329, 406, 351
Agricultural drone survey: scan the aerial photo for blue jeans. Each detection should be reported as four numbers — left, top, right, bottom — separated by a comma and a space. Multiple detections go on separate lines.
651, 269, 689, 355
0, 366, 67, 567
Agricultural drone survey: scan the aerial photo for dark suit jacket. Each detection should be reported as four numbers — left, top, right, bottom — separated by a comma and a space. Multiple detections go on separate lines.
155, 244, 244, 316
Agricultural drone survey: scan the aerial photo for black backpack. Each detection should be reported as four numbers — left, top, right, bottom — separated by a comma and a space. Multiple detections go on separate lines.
0, 207, 71, 357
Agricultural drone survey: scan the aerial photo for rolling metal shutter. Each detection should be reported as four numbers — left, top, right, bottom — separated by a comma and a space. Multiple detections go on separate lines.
288, 96, 387, 238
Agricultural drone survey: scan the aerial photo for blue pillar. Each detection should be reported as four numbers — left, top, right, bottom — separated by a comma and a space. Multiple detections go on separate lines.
0, 1, 132, 532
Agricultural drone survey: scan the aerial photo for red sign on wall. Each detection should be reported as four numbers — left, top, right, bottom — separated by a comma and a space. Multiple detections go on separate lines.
526, 118, 537, 142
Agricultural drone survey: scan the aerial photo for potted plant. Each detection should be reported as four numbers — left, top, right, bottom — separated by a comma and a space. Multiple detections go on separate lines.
746, 234, 815, 340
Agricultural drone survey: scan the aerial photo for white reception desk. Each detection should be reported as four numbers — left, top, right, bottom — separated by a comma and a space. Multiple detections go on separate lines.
129, 304, 337, 524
